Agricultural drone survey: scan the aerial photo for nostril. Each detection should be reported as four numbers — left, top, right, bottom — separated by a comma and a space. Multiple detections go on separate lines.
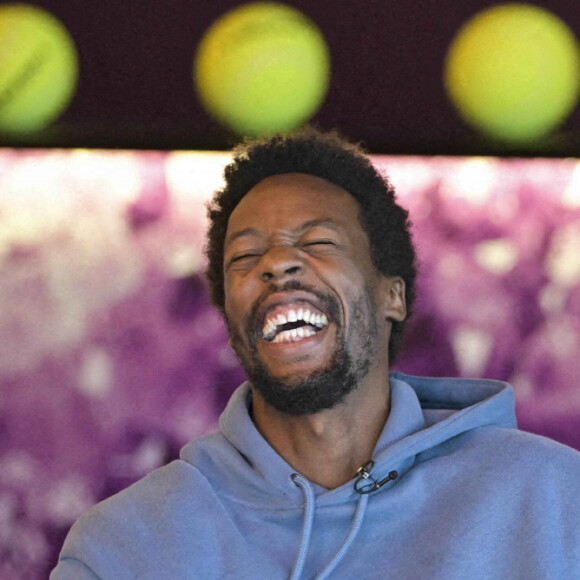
259, 250, 303, 282
260, 265, 301, 282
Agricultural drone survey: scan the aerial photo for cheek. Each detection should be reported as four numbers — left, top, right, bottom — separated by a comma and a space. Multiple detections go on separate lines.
223, 275, 257, 328
329, 263, 370, 298
223, 278, 240, 328
336, 267, 381, 321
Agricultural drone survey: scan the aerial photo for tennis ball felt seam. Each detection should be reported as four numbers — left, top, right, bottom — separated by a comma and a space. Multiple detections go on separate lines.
0, 4, 78, 132
193, 2, 330, 137
0, 47, 48, 109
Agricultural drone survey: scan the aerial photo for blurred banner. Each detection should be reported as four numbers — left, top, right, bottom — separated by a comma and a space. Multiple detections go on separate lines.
1, 149, 579, 577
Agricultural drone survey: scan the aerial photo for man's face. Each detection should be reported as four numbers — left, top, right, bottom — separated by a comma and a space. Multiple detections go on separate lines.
222, 173, 396, 415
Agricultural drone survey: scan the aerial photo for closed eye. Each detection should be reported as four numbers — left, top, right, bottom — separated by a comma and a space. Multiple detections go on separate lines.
226, 252, 264, 271
303, 240, 336, 247
231, 253, 261, 262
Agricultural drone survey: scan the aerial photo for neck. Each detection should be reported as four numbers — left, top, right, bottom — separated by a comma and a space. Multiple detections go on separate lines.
250, 373, 391, 489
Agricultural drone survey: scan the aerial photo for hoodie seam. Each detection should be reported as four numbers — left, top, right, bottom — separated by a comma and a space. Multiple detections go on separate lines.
373, 401, 513, 470
187, 400, 513, 507
188, 464, 320, 509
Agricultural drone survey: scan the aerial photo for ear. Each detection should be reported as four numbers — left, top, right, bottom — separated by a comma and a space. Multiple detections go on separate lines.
379, 276, 407, 322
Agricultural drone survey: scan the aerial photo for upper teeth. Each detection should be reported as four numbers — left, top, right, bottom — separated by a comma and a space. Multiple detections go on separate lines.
262, 308, 329, 340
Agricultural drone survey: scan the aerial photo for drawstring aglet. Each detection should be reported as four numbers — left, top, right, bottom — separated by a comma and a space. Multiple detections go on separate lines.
354, 460, 398, 494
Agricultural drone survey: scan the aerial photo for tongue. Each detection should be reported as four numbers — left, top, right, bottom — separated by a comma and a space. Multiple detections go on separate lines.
280, 320, 310, 332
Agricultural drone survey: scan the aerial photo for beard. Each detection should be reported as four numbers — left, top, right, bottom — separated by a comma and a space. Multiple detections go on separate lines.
227, 281, 379, 416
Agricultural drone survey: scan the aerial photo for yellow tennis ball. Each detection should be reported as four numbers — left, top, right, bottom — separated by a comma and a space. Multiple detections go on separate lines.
194, 2, 331, 137
444, 3, 580, 143
0, 3, 78, 133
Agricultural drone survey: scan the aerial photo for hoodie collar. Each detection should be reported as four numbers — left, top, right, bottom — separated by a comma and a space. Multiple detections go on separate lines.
215, 372, 516, 500
375, 376, 427, 451
219, 383, 315, 498
217, 376, 428, 498
361, 372, 516, 488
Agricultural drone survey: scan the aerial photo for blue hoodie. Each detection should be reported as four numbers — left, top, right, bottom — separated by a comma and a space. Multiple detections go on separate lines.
51, 373, 580, 579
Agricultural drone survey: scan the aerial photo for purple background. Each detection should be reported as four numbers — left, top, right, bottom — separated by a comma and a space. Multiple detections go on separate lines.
1, 149, 580, 578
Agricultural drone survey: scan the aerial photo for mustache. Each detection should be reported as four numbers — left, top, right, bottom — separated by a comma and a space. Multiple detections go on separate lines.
245, 280, 341, 337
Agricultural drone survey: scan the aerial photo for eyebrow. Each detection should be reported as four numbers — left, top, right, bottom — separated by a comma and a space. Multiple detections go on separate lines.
225, 219, 341, 246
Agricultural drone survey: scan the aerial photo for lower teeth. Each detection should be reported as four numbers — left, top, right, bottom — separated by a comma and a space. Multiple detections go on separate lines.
272, 326, 317, 343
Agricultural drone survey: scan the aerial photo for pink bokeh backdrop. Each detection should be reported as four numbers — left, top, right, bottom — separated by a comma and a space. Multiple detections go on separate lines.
1, 149, 579, 578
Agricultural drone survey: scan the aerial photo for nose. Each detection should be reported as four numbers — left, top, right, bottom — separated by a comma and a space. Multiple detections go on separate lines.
259, 246, 304, 282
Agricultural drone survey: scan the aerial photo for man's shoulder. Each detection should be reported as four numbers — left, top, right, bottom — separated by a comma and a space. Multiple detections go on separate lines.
52, 453, 231, 578
419, 419, 580, 475
73, 459, 203, 528
77, 429, 227, 517
473, 423, 579, 458
448, 423, 580, 485
58, 456, 220, 552
94, 429, 231, 512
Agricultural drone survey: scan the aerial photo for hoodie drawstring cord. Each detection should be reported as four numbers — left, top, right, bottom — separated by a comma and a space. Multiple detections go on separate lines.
314, 493, 368, 580
290, 473, 370, 580
290, 473, 316, 580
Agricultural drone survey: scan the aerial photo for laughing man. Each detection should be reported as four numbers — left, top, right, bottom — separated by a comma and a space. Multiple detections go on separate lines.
52, 128, 580, 579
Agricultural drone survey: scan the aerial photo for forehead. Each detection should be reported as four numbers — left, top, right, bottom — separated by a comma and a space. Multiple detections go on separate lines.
226, 173, 362, 235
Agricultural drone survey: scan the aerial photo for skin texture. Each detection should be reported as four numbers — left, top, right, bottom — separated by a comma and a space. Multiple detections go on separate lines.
223, 173, 407, 489
226, 276, 379, 417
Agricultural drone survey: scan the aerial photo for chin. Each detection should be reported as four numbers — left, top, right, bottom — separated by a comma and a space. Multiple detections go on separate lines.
248, 347, 366, 416
264, 359, 332, 385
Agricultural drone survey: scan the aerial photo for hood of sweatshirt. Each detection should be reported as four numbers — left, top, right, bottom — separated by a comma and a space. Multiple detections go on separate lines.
182, 371, 516, 503
180, 372, 516, 579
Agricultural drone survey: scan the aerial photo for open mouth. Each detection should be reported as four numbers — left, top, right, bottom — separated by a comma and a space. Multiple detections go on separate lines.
261, 305, 329, 344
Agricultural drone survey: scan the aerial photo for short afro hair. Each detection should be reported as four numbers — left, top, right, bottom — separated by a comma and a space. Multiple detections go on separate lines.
205, 127, 417, 362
